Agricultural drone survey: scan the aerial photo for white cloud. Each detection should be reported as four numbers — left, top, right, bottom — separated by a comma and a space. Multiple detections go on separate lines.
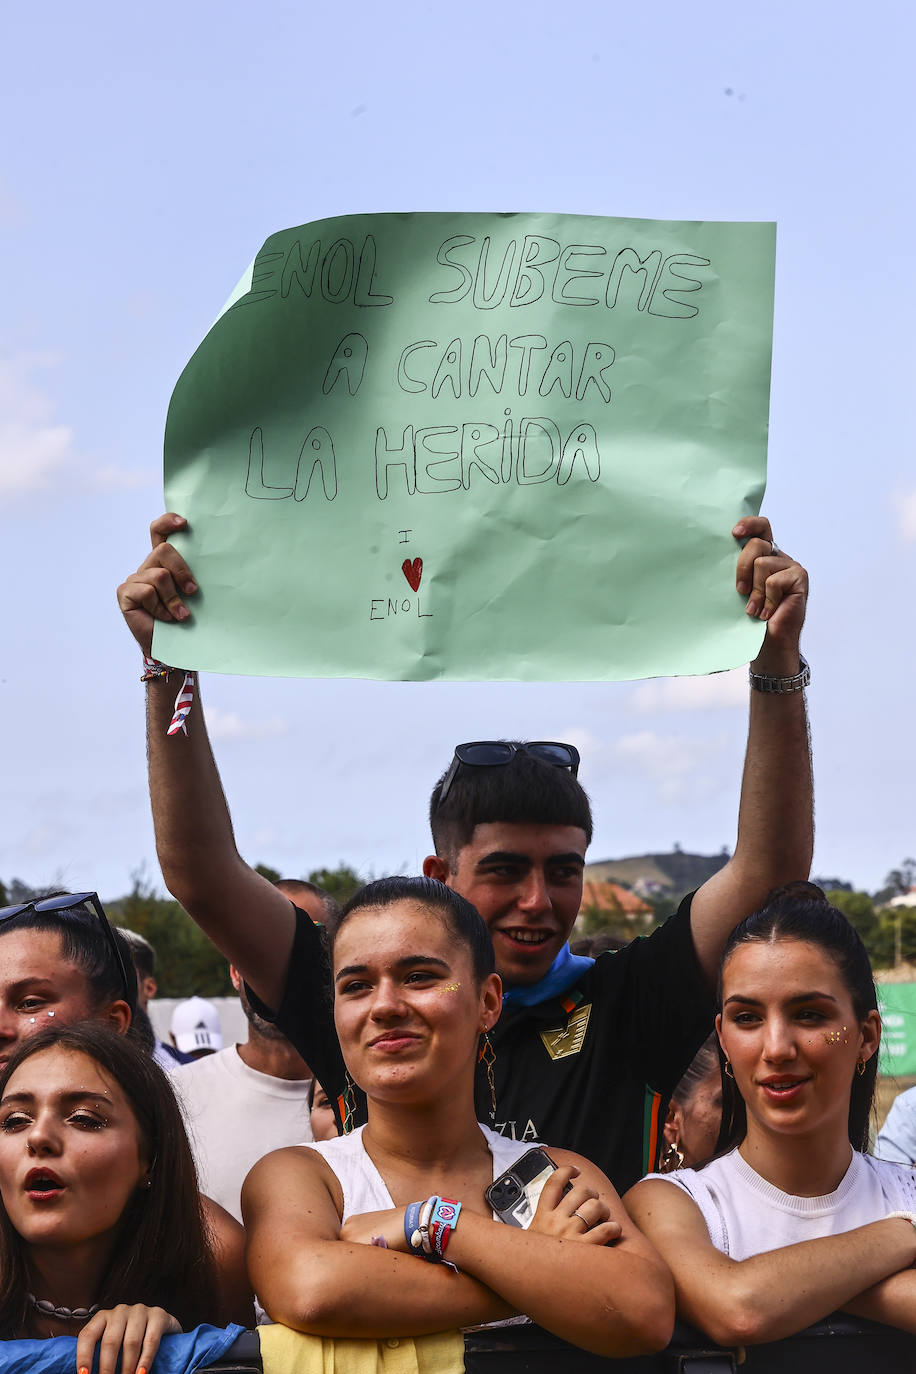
90, 464, 159, 492
555, 727, 604, 759
612, 730, 728, 805
0, 354, 75, 494
896, 489, 916, 542
205, 706, 289, 741
0, 353, 152, 500
627, 668, 747, 714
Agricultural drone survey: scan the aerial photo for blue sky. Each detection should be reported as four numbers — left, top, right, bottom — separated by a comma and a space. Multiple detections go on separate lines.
2, 0, 913, 900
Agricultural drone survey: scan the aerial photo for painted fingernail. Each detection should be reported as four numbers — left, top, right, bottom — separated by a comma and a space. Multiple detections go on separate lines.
138, 1366, 148, 1374
736, 580, 748, 595
175, 605, 190, 620
79, 1366, 90, 1374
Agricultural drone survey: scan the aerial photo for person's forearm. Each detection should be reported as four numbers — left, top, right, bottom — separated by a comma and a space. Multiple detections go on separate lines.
679, 1220, 916, 1347
447, 1217, 673, 1357
146, 676, 240, 907
145, 676, 295, 1006
745, 625, 813, 860
691, 641, 813, 980
843, 1269, 916, 1333
254, 1243, 515, 1335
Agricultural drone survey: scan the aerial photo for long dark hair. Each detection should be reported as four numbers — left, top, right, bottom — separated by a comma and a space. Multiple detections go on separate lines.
715, 883, 879, 1155
0, 1024, 219, 1336
334, 875, 496, 984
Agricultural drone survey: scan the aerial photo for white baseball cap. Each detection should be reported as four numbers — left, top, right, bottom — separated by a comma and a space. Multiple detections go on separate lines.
170, 996, 223, 1054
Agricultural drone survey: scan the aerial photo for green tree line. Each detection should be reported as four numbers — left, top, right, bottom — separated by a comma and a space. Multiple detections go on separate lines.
0, 863, 365, 998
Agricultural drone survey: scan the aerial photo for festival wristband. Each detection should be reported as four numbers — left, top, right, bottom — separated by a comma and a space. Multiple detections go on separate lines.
403, 1198, 461, 1258
404, 1196, 462, 1262
141, 655, 196, 736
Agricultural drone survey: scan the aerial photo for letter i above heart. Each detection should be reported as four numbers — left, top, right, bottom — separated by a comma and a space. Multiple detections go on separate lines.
401, 557, 423, 592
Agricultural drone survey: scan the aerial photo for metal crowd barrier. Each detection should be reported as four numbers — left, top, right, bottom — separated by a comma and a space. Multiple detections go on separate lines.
200, 1316, 916, 1373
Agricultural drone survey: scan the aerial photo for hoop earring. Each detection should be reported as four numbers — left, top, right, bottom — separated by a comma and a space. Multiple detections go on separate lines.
856, 1058, 867, 1077
724, 1060, 734, 1079
659, 1140, 685, 1174
479, 1032, 497, 1119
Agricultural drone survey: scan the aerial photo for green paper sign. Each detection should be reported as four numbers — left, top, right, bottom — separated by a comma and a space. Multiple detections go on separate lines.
155, 211, 774, 681
878, 984, 916, 1077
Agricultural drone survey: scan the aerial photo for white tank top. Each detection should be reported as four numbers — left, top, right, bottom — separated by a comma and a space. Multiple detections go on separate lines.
645, 1147, 916, 1260
303, 1123, 538, 1220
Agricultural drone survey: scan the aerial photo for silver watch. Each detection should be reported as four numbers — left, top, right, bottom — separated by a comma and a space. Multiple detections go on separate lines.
748, 654, 810, 694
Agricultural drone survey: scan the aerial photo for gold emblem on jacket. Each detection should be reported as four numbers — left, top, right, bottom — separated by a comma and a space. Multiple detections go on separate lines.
540, 1004, 592, 1060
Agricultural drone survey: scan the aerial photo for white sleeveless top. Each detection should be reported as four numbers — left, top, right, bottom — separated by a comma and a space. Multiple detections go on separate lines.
645, 1148, 916, 1260
303, 1123, 537, 1221
303, 1124, 540, 1331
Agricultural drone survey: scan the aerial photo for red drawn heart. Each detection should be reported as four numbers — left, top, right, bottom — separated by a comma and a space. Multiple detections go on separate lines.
401, 557, 423, 592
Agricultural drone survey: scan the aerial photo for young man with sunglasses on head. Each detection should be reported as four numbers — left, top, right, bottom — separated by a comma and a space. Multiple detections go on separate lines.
118, 513, 811, 1191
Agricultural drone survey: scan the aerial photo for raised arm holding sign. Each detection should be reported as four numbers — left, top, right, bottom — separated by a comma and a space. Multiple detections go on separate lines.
118, 515, 810, 1191
119, 209, 810, 1188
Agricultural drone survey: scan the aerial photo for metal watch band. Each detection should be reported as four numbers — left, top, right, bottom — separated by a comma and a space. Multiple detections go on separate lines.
748, 653, 810, 694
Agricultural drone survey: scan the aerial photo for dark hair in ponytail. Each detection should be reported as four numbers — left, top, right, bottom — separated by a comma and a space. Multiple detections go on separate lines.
715, 882, 878, 1155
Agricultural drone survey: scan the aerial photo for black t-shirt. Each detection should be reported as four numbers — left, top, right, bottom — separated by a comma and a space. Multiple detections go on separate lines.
249, 892, 713, 1193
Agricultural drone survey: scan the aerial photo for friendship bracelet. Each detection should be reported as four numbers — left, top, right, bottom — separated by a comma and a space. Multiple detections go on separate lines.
141, 655, 196, 736
404, 1195, 462, 1263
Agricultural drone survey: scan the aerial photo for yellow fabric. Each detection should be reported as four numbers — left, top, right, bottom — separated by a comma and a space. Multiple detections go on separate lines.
258, 1323, 465, 1374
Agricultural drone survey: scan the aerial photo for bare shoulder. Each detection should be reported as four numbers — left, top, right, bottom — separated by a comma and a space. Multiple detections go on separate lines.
546, 1146, 618, 1194
624, 1176, 713, 1244
242, 1144, 344, 1229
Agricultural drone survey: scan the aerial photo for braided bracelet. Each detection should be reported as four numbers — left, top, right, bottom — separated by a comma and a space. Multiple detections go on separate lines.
404, 1195, 462, 1263
141, 655, 196, 736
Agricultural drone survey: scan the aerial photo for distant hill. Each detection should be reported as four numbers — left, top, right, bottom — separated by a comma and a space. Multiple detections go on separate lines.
583, 849, 730, 898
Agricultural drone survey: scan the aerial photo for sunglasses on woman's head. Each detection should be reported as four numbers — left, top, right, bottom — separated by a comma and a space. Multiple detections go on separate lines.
0, 891, 135, 1007
436, 741, 581, 809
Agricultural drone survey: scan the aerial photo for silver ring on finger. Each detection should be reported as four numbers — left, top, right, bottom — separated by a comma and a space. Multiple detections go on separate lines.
573, 1210, 588, 1228
770, 540, 782, 557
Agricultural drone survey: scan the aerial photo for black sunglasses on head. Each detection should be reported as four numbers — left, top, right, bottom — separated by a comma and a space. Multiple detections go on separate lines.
0, 891, 135, 1008
436, 741, 581, 809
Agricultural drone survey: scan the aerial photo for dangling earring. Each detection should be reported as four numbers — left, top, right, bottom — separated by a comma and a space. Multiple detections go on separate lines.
856, 1058, 867, 1077
479, 1032, 497, 1119
659, 1140, 685, 1174
342, 1072, 359, 1132
724, 1060, 734, 1079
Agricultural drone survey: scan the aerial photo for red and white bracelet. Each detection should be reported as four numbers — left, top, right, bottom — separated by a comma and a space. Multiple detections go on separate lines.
141, 654, 196, 736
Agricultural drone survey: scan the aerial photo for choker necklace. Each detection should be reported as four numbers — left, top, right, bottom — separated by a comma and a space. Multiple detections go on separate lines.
28, 1293, 100, 1322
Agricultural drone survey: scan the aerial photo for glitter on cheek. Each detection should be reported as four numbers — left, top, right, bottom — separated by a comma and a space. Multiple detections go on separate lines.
437, 984, 462, 994
823, 1026, 849, 1046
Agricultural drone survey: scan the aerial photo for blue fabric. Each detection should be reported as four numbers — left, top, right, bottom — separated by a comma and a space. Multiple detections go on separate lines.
0, 1322, 245, 1373
501, 943, 593, 1008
